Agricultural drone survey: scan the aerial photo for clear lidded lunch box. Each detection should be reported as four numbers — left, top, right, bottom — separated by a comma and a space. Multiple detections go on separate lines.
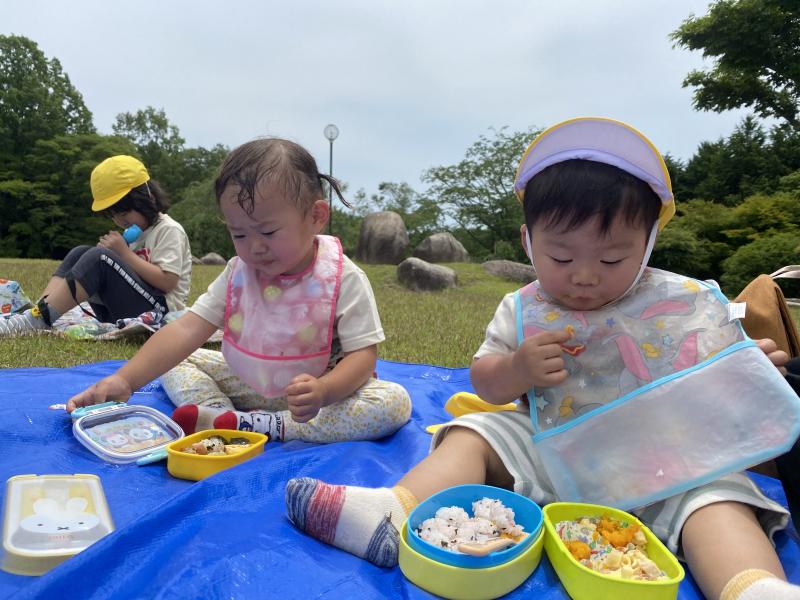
72, 403, 184, 464
2, 474, 115, 576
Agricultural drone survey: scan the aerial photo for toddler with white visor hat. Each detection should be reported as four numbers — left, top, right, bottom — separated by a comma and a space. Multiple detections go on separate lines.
504, 117, 800, 512
516, 117, 675, 302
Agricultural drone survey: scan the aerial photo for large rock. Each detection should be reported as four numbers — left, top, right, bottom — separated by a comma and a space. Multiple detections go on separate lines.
201, 252, 227, 265
413, 232, 469, 263
482, 260, 536, 283
355, 211, 409, 264
397, 257, 457, 291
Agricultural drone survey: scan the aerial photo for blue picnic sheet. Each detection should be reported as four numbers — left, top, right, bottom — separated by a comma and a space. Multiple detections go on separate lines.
0, 359, 798, 599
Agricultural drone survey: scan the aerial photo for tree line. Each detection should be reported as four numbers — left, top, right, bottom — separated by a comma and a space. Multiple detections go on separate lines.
1, 0, 799, 295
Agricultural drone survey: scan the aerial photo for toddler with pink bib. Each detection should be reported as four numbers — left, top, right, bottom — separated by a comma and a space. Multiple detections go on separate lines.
66, 138, 411, 444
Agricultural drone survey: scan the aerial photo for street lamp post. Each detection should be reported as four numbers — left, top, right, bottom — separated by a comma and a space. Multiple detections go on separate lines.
323, 124, 339, 234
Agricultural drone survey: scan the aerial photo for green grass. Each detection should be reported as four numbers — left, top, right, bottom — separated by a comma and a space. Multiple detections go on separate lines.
368, 263, 518, 366
0, 258, 518, 370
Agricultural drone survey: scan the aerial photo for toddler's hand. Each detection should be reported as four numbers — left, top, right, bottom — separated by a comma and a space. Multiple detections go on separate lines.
756, 338, 788, 374
97, 230, 126, 254
66, 374, 133, 413
285, 374, 328, 423
512, 329, 571, 388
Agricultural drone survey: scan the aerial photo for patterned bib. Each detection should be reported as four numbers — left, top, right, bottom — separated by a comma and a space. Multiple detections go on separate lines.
515, 268, 800, 510
517, 268, 744, 432
222, 235, 343, 397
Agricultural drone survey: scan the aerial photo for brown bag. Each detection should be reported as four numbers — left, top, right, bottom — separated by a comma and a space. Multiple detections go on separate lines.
735, 273, 800, 358
735, 272, 800, 478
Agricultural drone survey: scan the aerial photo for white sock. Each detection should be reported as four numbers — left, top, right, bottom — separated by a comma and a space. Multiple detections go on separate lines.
213, 409, 284, 440
722, 569, 800, 600
738, 578, 800, 600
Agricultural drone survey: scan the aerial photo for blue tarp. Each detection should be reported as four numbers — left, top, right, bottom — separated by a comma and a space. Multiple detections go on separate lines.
1, 359, 798, 599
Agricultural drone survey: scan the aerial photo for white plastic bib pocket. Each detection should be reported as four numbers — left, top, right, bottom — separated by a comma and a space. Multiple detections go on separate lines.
533, 343, 800, 510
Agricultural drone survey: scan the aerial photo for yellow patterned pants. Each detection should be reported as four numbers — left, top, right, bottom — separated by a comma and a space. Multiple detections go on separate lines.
160, 348, 412, 443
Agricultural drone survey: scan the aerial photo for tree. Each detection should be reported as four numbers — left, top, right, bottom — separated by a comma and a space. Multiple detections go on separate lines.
721, 231, 800, 294
112, 106, 185, 163
112, 107, 185, 188
725, 191, 800, 246
680, 117, 790, 203
170, 178, 234, 260
0, 133, 137, 259
671, 0, 800, 127
651, 199, 735, 280
422, 127, 536, 261
651, 226, 724, 280
113, 107, 228, 195
0, 35, 95, 171
177, 144, 229, 188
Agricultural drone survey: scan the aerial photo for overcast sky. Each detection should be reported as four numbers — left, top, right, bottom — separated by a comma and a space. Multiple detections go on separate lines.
3, 0, 752, 199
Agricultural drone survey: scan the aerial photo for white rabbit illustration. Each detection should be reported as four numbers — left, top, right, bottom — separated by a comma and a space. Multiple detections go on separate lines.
12, 497, 109, 550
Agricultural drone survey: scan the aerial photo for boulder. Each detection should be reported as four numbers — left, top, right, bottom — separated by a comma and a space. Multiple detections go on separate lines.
201, 252, 227, 265
397, 257, 457, 291
413, 232, 469, 263
191, 256, 203, 265
482, 260, 536, 283
355, 211, 409, 264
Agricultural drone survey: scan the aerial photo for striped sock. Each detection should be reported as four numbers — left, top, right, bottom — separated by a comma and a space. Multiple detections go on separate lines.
285, 478, 417, 568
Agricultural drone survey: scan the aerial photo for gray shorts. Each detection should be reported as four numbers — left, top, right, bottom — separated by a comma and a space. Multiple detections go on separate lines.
430, 408, 789, 554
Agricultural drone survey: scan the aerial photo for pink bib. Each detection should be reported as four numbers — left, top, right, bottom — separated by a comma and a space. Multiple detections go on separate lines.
222, 235, 344, 397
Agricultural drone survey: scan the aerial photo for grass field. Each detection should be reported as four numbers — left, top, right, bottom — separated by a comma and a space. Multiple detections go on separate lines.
3, 257, 799, 371
0, 258, 519, 370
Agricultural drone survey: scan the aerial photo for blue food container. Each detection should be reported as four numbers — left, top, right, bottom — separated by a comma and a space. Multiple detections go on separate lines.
406, 484, 543, 568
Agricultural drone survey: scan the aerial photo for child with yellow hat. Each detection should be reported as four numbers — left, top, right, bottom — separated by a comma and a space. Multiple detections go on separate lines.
0, 155, 191, 336
284, 118, 800, 600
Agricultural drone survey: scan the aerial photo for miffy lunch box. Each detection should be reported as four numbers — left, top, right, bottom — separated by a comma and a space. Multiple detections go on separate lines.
1, 474, 114, 575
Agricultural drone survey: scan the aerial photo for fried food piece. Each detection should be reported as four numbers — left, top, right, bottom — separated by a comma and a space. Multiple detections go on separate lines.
191, 441, 208, 455
597, 514, 640, 548
565, 540, 591, 561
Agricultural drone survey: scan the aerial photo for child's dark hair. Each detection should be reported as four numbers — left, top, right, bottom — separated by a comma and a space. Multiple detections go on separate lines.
523, 160, 661, 235
102, 180, 170, 228
215, 138, 350, 214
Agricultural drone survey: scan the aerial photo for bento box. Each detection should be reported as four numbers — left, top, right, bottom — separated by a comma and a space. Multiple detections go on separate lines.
72, 403, 183, 464
166, 429, 268, 481
399, 520, 544, 599
406, 484, 543, 568
543, 502, 685, 600
2, 474, 114, 576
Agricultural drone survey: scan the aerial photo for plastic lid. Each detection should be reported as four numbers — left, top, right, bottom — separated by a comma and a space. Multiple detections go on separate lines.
2, 474, 115, 576
72, 404, 184, 464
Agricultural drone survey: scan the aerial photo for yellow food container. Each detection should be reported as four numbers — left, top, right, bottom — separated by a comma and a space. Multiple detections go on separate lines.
166, 430, 268, 481
543, 502, 684, 600
399, 520, 544, 600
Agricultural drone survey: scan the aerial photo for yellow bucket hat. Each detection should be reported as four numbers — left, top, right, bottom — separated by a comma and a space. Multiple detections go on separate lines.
90, 155, 150, 212
514, 117, 676, 230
